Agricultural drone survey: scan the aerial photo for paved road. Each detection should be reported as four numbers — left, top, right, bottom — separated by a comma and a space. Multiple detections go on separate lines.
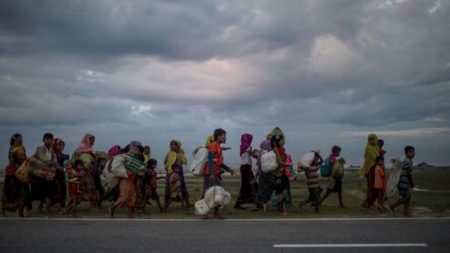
0, 218, 448, 253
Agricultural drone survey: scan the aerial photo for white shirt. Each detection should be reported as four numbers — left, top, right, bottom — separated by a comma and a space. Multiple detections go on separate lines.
241, 148, 253, 166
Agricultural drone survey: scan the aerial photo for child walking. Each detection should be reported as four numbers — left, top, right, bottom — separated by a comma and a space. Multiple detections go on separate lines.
66, 160, 85, 217
319, 145, 346, 208
299, 151, 322, 213
389, 146, 416, 217
145, 159, 163, 212
374, 156, 388, 212
165, 164, 185, 210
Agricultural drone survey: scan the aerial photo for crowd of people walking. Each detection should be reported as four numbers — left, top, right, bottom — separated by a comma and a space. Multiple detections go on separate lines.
2, 127, 416, 218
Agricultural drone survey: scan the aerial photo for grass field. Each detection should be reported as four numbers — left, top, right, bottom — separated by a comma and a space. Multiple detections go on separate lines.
1, 167, 450, 219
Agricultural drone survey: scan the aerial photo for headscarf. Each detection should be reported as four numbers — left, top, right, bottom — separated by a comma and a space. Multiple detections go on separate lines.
108, 145, 121, 159
129, 140, 143, 151
266, 127, 284, 141
240, 133, 253, 156
8, 133, 26, 164
205, 135, 214, 146
165, 140, 188, 174
256, 140, 272, 172
359, 133, 380, 177
75, 133, 95, 154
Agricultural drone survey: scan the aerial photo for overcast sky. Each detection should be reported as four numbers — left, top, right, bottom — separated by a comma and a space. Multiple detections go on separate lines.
1, 0, 449, 167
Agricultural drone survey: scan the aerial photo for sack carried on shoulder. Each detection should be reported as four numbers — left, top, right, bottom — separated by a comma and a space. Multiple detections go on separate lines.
261, 151, 278, 173
15, 160, 31, 183
191, 146, 208, 177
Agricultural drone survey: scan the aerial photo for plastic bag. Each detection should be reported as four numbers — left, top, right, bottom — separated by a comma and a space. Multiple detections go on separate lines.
261, 151, 278, 173
191, 146, 207, 176
300, 152, 315, 168
386, 157, 402, 199
110, 154, 129, 178
195, 186, 231, 216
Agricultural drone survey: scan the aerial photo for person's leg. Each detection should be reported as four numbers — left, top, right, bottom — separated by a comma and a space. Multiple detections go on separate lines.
213, 207, 224, 219
338, 191, 345, 208
152, 189, 163, 212
404, 195, 412, 216
319, 189, 332, 205
298, 189, 313, 210
66, 198, 74, 215
389, 195, 407, 215
299, 196, 311, 210
180, 196, 186, 210
72, 199, 80, 218
164, 199, 172, 211
127, 207, 134, 219
282, 200, 288, 216
109, 196, 125, 218
335, 179, 345, 208
45, 197, 52, 217
156, 198, 163, 212
314, 199, 320, 213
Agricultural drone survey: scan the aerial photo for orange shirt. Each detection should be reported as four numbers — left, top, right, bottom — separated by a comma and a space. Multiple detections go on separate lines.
203, 141, 223, 176
374, 164, 387, 190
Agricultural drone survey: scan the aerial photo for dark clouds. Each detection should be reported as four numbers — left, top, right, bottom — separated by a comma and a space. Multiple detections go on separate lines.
1, 0, 450, 165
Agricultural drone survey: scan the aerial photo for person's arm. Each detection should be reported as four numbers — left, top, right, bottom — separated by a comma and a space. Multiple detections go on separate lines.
35, 147, 50, 164
407, 168, 414, 188
251, 149, 259, 159
164, 154, 168, 165
221, 164, 235, 175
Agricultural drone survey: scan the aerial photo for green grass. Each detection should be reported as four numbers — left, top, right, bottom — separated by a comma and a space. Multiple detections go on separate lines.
2, 168, 450, 218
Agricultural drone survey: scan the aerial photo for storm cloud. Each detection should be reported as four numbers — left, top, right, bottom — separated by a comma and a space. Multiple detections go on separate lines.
1, 0, 449, 166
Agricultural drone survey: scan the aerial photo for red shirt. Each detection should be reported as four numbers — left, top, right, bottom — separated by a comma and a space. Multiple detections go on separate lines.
203, 141, 223, 176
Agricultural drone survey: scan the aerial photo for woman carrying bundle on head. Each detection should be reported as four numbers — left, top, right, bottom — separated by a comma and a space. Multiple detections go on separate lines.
266, 127, 293, 216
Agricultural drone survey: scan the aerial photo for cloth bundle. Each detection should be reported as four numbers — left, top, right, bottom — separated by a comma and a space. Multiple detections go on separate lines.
195, 186, 232, 216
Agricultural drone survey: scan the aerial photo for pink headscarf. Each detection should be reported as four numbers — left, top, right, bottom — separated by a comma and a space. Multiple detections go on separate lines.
240, 133, 253, 156
75, 133, 95, 154
108, 145, 121, 159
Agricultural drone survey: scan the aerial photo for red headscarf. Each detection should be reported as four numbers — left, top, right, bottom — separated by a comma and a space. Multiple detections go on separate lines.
108, 145, 121, 159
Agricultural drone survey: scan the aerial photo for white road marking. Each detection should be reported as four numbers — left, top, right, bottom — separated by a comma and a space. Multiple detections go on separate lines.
273, 243, 428, 248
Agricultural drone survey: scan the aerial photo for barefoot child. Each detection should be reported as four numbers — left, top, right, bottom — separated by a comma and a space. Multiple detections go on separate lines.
66, 160, 85, 217
389, 146, 415, 217
319, 146, 346, 208
374, 156, 388, 212
165, 164, 185, 210
299, 151, 322, 213
145, 159, 163, 212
